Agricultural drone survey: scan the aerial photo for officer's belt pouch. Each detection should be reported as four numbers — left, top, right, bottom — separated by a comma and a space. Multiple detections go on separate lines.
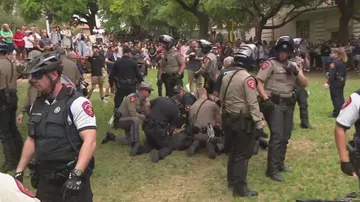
28, 122, 36, 138
270, 92, 280, 104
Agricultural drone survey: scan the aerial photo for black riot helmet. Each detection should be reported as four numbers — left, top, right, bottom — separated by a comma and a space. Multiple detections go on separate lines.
158, 35, 175, 50
173, 85, 185, 95
275, 36, 295, 53
23, 51, 63, 75
233, 44, 258, 70
198, 39, 212, 54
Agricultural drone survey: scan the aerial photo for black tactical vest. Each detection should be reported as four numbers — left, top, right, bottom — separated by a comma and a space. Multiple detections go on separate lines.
356, 90, 360, 138
28, 86, 83, 162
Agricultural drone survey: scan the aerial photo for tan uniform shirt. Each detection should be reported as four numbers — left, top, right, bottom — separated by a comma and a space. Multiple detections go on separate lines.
61, 56, 81, 86
0, 58, 17, 90
161, 47, 183, 74
189, 98, 221, 128
256, 59, 299, 98
201, 52, 218, 80
220, 68, 262, 128
118, 93, 147, 120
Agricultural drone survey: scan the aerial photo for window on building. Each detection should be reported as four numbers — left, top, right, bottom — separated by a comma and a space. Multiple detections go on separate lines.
296, 20, 310, 39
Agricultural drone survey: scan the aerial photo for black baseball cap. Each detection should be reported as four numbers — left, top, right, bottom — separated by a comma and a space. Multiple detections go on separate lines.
123, 47, 132, 54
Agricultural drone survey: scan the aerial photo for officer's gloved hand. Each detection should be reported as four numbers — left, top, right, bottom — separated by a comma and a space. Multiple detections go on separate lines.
285, 63, 299, 76
61, 170, 84, 199
340, 161, 356, 176
14, 171, 24, 183
262, 98, 275, 114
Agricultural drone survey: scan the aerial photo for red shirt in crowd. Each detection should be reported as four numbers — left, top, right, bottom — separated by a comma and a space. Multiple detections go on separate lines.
13, 31, 25, 47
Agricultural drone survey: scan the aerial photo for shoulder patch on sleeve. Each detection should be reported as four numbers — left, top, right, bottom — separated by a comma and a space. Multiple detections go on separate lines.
130, 96, 137, 103
203, 57, 210, 63
342, 96, 352, 109
247, 78, 256, 90
330, 63, 335, 68
82, 101, 94, 117
15, 179, 36, 198
261, 61, 270, 69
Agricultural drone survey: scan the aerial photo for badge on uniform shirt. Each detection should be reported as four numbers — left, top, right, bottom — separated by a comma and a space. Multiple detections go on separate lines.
247, 79, 256, 90
14, 179, 36, 198
82, 101, 94, 117
54, 107, 61, 114
330, 63, 335, 68
203, 57, 210, 63
261, 62, 270, 69
342, 97, 352, 109
130, 96, 137, 103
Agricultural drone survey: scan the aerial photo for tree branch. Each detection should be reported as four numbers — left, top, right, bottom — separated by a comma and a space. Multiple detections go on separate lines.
174, 0, 193, 13
263, 1, 323, 29
192, 0, 200, 9
264, 0, 285, 20
252, 0, 264, 18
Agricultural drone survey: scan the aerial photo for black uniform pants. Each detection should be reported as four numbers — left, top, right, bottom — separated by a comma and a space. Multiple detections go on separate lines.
114, 84, 137, 109
296, 87, 309, 124
142, 121, 173, 160
36, 174, 93, 202
162, 74, 183, 98
0, 94, 23, 166
224, 123, 255, 186
264, 101, 295, 174
329, 81, 345, 116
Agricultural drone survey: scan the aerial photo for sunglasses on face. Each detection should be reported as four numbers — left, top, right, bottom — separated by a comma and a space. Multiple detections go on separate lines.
31, 71, 45, 80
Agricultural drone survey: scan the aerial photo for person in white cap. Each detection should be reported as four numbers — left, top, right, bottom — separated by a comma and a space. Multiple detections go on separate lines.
0, 172, 40, 202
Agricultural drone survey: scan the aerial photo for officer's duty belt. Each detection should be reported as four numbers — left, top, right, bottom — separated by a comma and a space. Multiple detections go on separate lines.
163, 73, 177, 77
119, 79, 137, 85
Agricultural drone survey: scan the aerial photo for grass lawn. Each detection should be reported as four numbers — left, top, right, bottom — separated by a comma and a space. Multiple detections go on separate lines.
3, 70, 360, 202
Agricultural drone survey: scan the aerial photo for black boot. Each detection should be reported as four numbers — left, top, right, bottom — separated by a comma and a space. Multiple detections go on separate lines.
130, 142, 141, 156
101, 132, 116, 144
187, 141, 199, 157
279, 164, 293, 173
300, 122, 312, 129
233, 184, 258, 197
206, 142, 217, 159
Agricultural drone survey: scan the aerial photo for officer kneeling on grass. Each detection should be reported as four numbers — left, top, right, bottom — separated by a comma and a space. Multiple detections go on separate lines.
187, 88, 223, 159
102, 81, 152, 156
14, 51, 97, 202
143, 94, 181, 163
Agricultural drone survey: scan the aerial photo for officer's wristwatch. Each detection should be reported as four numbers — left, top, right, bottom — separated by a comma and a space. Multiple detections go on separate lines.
73, 169, 84, 177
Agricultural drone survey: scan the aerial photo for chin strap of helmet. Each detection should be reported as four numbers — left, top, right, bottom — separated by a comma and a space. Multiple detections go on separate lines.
42, 71, 61, 99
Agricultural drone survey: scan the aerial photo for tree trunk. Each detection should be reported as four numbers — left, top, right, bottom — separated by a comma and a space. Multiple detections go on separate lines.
87, 14, 97, 35
197, 13, 210, 39
255, 23, 263, 42
338, 15, 350, 44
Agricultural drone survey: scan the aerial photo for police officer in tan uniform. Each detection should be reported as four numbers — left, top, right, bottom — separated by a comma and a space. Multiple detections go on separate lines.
101, 81, 152, 156
256, 36, 308, 182
57, 47, 82, 87
187, 88, 222, 159
0, 43, 23, 173
196, 39, 218, 94
158, 35, 186, 98
220, 44, 264, 197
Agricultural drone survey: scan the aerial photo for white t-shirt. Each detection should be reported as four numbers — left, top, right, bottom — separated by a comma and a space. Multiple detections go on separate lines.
336, 92, 360, 129
0, 172, 40, 202
23, 36, 34, 49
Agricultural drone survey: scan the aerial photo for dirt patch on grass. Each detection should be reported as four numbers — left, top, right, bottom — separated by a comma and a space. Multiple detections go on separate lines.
287, 137, 317, 158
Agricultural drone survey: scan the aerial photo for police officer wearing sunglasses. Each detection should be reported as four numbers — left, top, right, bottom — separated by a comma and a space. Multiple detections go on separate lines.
14, 51, 97, 202
0, 43, 24, 173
